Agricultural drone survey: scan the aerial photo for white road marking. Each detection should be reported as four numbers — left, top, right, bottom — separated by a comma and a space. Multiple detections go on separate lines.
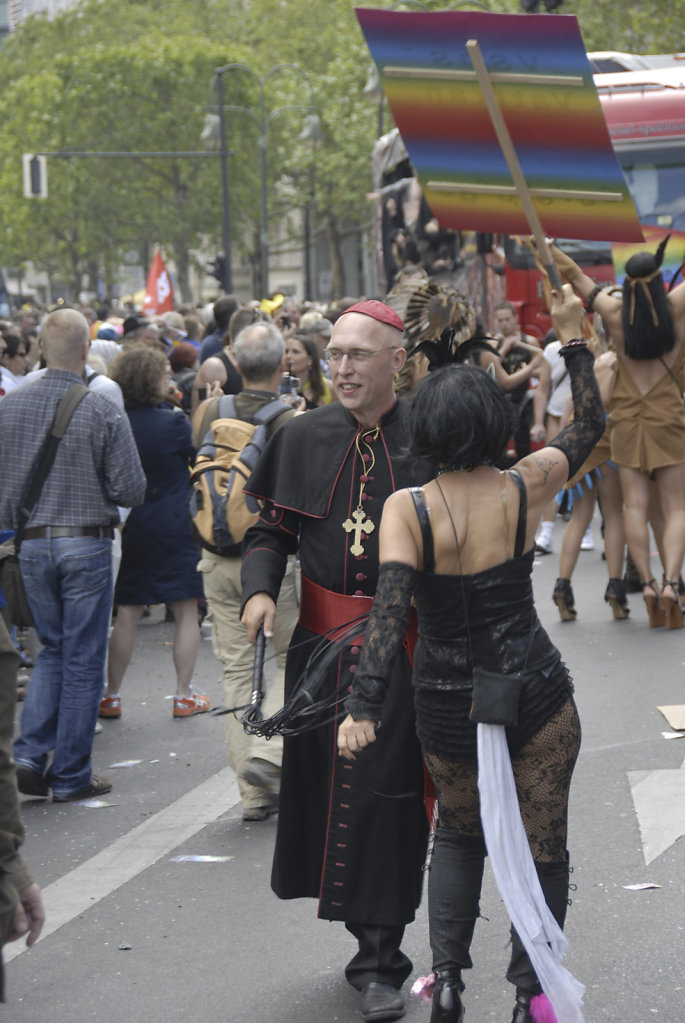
628, 756, 685, 864
5, 767, 240, 963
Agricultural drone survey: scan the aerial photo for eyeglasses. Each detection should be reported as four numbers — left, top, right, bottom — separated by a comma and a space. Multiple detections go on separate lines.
323, 346, 398, 365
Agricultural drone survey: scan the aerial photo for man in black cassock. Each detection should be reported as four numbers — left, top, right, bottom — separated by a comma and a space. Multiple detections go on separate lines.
241, 300, 431, 1022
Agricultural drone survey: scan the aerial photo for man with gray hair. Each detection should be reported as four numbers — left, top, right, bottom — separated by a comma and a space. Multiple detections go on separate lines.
0, 308, 146, 802
194, 321, 299, 821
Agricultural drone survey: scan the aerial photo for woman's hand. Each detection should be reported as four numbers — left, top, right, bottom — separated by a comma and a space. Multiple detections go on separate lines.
529, 422, 547, 445
550, 284, 585, 344
338, 714, 377, 761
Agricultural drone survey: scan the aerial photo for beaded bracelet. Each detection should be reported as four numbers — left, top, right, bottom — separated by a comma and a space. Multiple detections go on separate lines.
559, 337, 589, 358
585, 282, 611, 313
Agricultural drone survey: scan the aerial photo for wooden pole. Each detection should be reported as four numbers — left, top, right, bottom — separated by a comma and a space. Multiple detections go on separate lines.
466, 38, 562, 291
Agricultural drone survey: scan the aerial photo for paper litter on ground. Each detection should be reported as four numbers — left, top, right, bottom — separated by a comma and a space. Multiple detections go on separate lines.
657, 705, 685, 731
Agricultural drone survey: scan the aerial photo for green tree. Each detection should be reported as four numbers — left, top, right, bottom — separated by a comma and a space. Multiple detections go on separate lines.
496, 0, 683, 53
0, 34, 252, 300
0, 2, 254, 299
0, 2, 460, 298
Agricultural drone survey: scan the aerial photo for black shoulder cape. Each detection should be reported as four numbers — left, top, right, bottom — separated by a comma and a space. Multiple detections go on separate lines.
244, 399, 422, 518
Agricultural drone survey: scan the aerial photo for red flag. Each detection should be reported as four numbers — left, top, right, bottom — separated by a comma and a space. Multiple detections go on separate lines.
141, 249, 174, 316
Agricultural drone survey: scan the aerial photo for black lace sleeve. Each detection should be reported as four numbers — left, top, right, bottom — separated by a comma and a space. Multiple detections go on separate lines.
548, 346, 605, 479
344, 561, 416, 723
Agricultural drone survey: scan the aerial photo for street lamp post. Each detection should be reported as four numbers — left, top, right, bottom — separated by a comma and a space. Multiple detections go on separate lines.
205, 63, 320, 298
216, 70, 232, 293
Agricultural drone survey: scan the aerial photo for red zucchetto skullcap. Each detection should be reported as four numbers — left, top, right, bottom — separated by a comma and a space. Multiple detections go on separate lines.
339, 300, 404, 333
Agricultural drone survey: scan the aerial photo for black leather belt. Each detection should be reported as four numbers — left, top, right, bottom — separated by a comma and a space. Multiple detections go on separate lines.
23, 526, 115, 540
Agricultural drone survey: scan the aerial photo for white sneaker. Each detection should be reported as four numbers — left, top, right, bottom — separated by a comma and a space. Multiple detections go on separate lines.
535, 530, 553, 555
580, 526, 595, 551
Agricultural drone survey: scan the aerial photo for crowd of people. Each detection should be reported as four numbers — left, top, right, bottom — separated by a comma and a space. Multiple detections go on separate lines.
0, 245, 684, 1020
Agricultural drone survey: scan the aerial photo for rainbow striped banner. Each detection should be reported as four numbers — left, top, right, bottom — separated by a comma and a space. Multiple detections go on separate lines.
357, 8, 644, 243
612, 226, 685, 287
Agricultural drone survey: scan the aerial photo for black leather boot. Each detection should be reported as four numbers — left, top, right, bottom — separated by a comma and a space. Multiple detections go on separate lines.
510, 992, 532, 1023
506, 858, 570, 1015
428, 829, 485, 976
430, 972, 465, 1023
427, 830, 484, 1023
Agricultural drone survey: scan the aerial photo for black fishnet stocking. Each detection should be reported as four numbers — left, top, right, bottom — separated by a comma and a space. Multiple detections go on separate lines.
425, 699, 580, 862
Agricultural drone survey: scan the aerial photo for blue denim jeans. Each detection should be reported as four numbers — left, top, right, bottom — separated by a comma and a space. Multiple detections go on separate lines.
14, 537, 112, 797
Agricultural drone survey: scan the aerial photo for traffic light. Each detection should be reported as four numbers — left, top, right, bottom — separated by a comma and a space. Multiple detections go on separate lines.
22, 153, 48, 198
207, 255, 227, 287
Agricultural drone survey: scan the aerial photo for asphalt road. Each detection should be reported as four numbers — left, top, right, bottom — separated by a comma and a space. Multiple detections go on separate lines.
5, 519, 685, 1022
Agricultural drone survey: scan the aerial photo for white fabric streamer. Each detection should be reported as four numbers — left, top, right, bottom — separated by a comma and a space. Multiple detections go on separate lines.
477, 723, 585, 1023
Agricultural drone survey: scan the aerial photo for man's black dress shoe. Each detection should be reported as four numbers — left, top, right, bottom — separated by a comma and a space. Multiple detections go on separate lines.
15, 765, 49, 798
360, 981, 405, 1021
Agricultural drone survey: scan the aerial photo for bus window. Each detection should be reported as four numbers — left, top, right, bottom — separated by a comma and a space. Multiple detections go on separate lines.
618, 145, 685, 230
623, 162, 659, 219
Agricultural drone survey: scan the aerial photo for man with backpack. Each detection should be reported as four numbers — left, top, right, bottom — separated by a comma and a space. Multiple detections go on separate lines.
193, 320, 299, 821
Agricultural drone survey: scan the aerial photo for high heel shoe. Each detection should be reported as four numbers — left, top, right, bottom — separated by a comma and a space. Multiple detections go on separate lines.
661, 579, 683, 629
552, 578, 576, 622
604, 578, 630, 620
642, 578, 665, 628
430, 973, 465, 1023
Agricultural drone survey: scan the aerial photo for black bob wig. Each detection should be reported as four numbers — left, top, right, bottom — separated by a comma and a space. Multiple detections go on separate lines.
410, 363, 516, 471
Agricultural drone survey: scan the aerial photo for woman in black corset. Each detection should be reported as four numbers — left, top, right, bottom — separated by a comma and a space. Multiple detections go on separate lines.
338, 286, 603, 1023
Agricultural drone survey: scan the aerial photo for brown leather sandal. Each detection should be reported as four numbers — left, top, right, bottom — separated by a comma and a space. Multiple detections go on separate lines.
642, 578, 665, 628
661, 579, 683, 630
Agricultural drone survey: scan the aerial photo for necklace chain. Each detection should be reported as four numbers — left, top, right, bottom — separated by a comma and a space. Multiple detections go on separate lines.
355, 426, 379, 509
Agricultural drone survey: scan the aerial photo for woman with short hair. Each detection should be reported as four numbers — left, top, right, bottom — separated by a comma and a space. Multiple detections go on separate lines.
102, 345, 208, 720
338, 286, 603, 1023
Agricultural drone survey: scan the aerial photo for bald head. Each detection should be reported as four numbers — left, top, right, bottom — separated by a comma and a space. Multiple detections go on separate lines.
41, 309, 90, 371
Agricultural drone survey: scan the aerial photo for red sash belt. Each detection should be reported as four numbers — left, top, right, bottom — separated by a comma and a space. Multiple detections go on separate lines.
299, 574, 418, 663
299, 575, 372, 643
